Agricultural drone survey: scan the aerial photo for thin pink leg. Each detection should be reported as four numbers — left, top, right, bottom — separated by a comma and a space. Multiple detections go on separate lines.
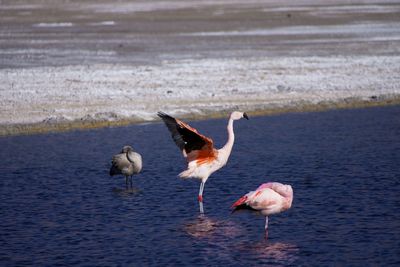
198, 181, 205, 202
264, 216, 269, 239
198, 182, 205, 213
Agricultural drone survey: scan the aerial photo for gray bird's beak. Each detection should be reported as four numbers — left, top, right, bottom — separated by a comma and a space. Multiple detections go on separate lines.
243, 112, 249, 120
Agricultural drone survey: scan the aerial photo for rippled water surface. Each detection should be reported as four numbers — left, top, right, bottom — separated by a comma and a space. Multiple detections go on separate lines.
1, 106, 400, 266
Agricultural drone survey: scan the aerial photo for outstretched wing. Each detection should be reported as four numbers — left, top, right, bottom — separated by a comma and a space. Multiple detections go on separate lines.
157, 112, 216, 161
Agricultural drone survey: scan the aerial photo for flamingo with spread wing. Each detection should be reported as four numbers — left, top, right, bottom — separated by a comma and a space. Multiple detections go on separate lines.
158, 111, 249, 213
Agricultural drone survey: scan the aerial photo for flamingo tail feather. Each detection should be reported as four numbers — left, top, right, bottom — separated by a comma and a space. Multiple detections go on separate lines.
231, 195, 248, 209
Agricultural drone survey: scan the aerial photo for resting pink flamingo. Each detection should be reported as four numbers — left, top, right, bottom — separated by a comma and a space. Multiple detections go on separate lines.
231, 182, 293, 239
158, 111, 249, 213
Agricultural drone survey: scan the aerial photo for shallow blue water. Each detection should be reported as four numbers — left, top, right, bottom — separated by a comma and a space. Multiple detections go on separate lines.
1, 106, 400, 266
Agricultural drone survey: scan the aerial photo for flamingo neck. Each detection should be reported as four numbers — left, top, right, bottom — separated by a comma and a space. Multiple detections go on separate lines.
221, 118, 235, 155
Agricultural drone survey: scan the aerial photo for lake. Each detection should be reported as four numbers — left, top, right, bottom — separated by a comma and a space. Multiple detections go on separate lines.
1, 106, 399, 266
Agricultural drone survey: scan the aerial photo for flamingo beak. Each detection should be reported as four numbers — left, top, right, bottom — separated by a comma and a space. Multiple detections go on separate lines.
243, 112, 249, 120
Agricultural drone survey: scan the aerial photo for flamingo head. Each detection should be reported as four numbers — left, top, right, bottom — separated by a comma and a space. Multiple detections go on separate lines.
121, 146, 133, 153
230, 111, 249, 121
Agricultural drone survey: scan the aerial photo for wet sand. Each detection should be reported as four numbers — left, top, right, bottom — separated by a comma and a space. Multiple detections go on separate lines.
1, 0, 400, 135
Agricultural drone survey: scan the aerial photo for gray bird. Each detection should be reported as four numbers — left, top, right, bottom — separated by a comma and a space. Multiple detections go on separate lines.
109, 146, 142, 188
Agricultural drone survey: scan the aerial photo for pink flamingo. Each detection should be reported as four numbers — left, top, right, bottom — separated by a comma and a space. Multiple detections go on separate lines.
158, 111, 249, 213
231, 182, 293, 239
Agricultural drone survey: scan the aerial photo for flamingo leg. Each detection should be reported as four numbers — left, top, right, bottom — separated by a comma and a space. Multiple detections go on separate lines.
265, 216, 269, 239
125, 176, 128, 189
199, 201, 204, 214
198, 182, 205, 202
198, 182, 205, 214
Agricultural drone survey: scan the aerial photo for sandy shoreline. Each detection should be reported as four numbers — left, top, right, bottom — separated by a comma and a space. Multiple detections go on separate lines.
1, 1, 400, 136
1, 55, 400, 136
2, 93, 400, 136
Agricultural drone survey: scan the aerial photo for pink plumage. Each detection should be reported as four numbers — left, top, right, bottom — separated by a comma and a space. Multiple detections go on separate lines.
232, 182, 293, 239
158, 111, 249, 214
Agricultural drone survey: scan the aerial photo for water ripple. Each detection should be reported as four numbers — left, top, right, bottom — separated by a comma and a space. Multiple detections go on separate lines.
1, 106, 400, 266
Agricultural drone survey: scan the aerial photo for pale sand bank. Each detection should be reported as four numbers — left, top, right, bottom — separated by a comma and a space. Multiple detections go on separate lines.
1, 0, 400, 136
1, 55, 399, 136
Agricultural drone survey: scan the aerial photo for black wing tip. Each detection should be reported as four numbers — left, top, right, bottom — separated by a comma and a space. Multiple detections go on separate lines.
231, 206, 242, 214
231, 205, 256, 214
157, 112, 179, 125
157, 111, 170, 119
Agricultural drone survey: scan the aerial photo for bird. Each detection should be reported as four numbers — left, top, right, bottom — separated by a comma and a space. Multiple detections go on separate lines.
231, 182, 293, 239
157, 111, 249, 213
109, 145, 142, 189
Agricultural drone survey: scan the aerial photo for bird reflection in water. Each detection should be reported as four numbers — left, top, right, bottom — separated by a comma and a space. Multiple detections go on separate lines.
237, 241, 299, 264
183, 215, 298, 264
183, 214, 241, 239
112, 187, 140, 197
